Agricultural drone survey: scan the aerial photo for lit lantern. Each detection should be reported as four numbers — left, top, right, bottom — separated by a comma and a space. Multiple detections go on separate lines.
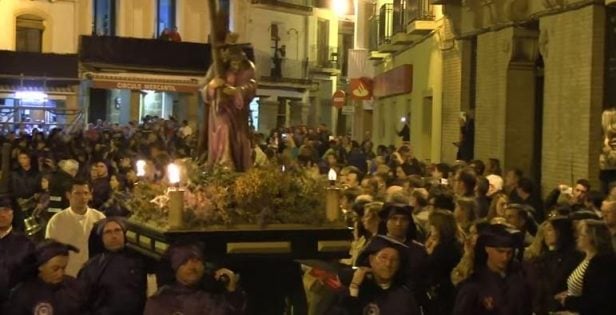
167, 163, 181, 185
136, 160, 146, 177
328, 168, 337, 185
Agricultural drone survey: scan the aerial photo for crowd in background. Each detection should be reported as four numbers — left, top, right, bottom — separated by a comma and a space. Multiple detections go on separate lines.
1, 116, 616, 314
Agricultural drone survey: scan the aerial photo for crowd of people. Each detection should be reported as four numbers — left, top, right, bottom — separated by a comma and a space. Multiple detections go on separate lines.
1, 117, 616, 314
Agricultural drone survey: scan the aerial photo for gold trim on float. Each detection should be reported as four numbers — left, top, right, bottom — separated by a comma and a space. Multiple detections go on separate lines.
318, 240, 351, 252
139, 235, 152, 249
154, 241, 169, 254
126, 231, 137, 243
226, 241, 291, 254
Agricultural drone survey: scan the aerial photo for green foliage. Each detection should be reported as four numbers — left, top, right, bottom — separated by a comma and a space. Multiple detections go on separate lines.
127, 161, 328, 229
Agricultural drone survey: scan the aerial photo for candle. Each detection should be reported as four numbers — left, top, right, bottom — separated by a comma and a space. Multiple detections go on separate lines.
168, 188, 184, 228
167, 163, 183, 228
326, 186, 340, 222
136, 160, 146, 177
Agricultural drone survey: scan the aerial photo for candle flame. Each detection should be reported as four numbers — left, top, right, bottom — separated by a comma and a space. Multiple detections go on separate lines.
167, 163, 181, 184
282, 165, 286, 172
136, 160, 146, 177
328, 168, 337, 181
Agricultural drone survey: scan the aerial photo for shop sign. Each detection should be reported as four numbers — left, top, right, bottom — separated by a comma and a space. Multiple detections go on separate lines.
91, 80, 198, 93
348, 77, 373, 100
342, 105, 355, 114
332, 90, 346, 108
373, 64, 413, 98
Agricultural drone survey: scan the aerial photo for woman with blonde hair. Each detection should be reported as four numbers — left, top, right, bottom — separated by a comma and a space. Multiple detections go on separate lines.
451, 220, 490, 287
454, 196, 478, 235
487, 191, 508, 221
524, 217, 582, 315
555, 219, 616, 315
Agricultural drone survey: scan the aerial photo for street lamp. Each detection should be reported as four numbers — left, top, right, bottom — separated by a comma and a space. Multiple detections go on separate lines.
332, 0, 350, 16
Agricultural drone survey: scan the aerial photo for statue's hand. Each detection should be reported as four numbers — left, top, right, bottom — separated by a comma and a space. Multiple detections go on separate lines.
208, 78, 226, 89
223, 86, 238, 96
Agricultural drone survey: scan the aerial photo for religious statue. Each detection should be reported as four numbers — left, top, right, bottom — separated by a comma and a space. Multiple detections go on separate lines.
200, 33, 256, 171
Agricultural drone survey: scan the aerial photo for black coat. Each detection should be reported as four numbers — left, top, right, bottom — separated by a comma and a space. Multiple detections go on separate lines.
427, 240, 463, 315
10, 167, 41, 200
78, 249, 147, 315
48, 170, 74, 211
144, 283, 246, 315
563, 253, 616, 315
327, 280, 420, 315
454, 265, 532, 315
6, 276, 87, 315
0, 230, 34, 305
525, 246, 583, 315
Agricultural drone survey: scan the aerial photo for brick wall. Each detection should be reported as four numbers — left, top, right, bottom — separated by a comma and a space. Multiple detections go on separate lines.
441, 18, 467, 163
474, 28, 512, 164
540, 4, 605, 191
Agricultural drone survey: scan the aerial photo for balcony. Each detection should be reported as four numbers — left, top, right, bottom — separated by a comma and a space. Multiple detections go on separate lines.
254, 50, 312, 88
0, 50, 79, 87
79, 35, 255, 75
368, 0, 436, 54
404, 0, 436, 34
250, 0, 313, 15
309, 45, 341, 75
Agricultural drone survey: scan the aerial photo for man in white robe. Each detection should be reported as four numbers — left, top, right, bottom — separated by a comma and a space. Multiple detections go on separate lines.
45, 180, 105, 277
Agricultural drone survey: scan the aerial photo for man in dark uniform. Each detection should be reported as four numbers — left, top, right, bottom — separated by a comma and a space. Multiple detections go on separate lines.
327, 235, 420, 315
453, 224, 532, 315
78, 217, 147, 315
144, 243, 246, 315
0, 196, 34, 307
6, 240, 87, 315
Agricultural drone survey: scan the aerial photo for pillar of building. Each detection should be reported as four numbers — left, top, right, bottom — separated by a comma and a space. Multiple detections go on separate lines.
540, 4, 605, 190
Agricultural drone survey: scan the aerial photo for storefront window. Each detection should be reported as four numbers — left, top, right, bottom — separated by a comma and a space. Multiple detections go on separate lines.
0, 94, 65, 133
140, 91, 176, 119
249, 97, 259, 130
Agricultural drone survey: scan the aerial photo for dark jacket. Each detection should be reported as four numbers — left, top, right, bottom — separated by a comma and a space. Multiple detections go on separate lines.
427, 239, 463, 315
7, 276, 87, 315
78, 249, 147, 315
144, 283, 246, 315
525, 246, 583, 315
0, 230, 34, 305
90, 177, 111, 210
327, 280, 420, 315
48, 169, 74, 211
10, 167, 41, 200
563, 253, 616, 315
454, 265, 532, 315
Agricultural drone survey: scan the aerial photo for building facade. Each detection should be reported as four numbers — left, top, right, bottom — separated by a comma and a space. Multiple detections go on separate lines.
0, 0, 348, 135
365, 0, 616, 191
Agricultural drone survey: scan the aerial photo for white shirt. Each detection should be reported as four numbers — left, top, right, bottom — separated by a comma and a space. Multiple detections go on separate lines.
45, 207, 105, 277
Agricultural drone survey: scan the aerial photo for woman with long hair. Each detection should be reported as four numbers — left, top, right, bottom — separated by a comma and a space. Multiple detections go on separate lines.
454, 196, 478, 236
555, 219, 616, 314
425, 210, 463, 315
524, 217, 583, 315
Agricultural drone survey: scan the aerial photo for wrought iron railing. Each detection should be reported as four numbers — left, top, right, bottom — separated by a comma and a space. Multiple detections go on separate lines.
253, 49, 310, 82
402, 0, 435, 25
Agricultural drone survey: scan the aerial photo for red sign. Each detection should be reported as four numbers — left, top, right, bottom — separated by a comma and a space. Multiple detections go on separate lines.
332, 90, 346, 108
348, 77, 373, 100
373, 64, 413, 98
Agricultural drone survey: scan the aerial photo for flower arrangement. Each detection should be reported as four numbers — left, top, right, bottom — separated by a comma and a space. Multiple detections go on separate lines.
127, 161, 329, 229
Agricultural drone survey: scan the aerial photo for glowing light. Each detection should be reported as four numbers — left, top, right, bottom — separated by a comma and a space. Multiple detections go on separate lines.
282, 165, 286, 172
328, 168, 337, 181
167, 163, 181, 185
136, 160, 146, 177
332, 0, 349, 16
14, 91, 48, 102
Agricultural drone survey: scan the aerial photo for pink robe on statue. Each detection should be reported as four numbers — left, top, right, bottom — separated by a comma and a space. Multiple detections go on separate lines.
206, 61, 256, 171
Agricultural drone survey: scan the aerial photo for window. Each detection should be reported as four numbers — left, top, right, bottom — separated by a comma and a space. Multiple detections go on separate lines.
16, 15, 44, 52
157, 0, 176, 36
93, 0, 116, 36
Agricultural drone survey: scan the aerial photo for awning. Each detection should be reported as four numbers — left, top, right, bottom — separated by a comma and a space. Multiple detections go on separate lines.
0, 85, 76, 100
87, 72, 203, 93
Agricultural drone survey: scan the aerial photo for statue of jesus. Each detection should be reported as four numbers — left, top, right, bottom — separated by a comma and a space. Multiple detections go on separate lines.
200, 33, 256, 171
